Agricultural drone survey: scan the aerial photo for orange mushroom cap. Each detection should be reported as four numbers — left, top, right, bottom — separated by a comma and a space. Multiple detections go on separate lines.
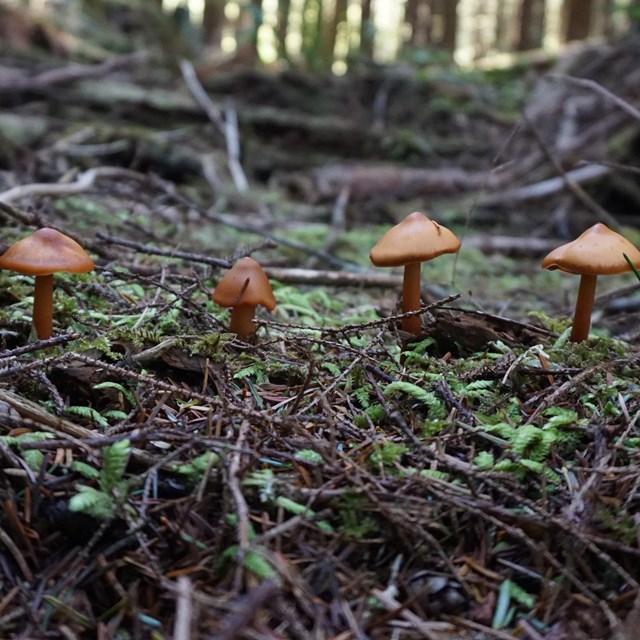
369, 211, 461, 267
212, 257, 276, 311
0, 227, 94, 275
541, 223, 640, 276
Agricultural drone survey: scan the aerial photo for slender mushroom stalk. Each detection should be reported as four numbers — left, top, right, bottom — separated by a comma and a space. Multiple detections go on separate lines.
229, 304, 258, 340
542, 223, 640, 343
370, 212, 461, 336
0, 228, 94, 340
212, 257, 276, 342
33, 274, 54, 340
401, 262, 422, 335
570, 274, 597, 343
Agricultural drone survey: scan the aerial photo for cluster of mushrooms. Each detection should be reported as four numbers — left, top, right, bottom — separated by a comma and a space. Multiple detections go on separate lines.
1, 214, 640, 345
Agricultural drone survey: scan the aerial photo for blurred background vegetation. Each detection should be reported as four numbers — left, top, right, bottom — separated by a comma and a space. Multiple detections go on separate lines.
4, 0, 640, 73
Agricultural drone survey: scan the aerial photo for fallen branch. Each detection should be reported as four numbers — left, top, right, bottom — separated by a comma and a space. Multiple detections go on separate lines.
479, 164, 610, 207
180, 59, 249, 192
0, 167, 148, 205
0, 51, 150, 93
551, 73, 640, 123
291, 165, 491, 201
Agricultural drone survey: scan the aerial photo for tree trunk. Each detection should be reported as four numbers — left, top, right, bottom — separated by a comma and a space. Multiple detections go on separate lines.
325, 0, 347, 67
202, 0, 225, 47
301, 0, 325, 69
360, 0, 374, 58
562, 0, 593, 41
517, 0, 545, 51
441, 0, 459, 55
236, 0, 263, 64
404, 0, 421, 47
276, 0, 291, 61
494, 0, 510, 51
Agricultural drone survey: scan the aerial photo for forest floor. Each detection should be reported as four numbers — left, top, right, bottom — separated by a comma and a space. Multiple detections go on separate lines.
1, 32, 640, 640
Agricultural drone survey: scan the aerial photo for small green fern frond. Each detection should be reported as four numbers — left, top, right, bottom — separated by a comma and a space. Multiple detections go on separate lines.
353, 383, 372, 409
65, 406, 109, 428
233, 364, 266, 383
384, 381, 445, 417
68, 485, 114, 519
72, 461, 101, 480
93, 381, 136, 406
464, 380, 495, 400
511, 425, 543, 457
321, 362, 341, 377
100, 439, 131, 493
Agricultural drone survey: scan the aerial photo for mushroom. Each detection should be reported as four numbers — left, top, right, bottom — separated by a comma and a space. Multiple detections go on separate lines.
369, 211, 461, 335
212, 257, 276, 340
0, 227, 94, 340
541, 223, 640, 342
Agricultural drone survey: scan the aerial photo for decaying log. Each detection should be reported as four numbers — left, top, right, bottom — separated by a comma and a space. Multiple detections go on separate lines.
287, 165, 492, 202
479, 164, 610, 207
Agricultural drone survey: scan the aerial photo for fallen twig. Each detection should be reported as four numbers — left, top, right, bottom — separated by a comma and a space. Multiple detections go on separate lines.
0, 51, 150, 93
180, 59, 249, 192
0, 167, 148, 205
479, 163, 610, 207
551, 73, 640, 123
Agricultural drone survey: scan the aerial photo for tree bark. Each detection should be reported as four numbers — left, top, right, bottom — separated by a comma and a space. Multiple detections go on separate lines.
517, 0, 545, 51
325, 0, 347, 67
404, 0, 421, 47
202, 0, 225, 47
562, 0, 593, 41
441, 0, 459, 54
360, 0, 374, 58
494, 0, 510, 51
276, 0, 291, 61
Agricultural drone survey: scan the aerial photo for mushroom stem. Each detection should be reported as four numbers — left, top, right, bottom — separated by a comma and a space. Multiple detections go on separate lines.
33, 274, 54, 340
570, 274, 597, 342
229, 305, 257, 340
401, 262, 422, 335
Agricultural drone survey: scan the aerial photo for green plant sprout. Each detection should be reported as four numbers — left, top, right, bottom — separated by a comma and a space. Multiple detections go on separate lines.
69, 439, 133, 520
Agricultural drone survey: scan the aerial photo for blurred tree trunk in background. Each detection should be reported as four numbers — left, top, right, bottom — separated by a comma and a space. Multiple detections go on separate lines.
629, 0, 640, 32
360, 0, 374, 58
494, 0, 510, 51
405, 0, 432, 49
276, 0, 291, 61
243, 0, 263, 63
202, 0, 225, 47
562, 0, 593, 41
441, 0, 459, 55
325, 0, 347, 69
301, 0, 326, 69
404, 0, 421, 47
516, 0, 545, 50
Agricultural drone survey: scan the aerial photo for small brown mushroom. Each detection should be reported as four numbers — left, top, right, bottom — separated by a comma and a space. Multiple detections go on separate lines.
212, 257, 276, 340
369, 211, 461, 335
0, 227, 94, 340
541, 223, 640, 342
